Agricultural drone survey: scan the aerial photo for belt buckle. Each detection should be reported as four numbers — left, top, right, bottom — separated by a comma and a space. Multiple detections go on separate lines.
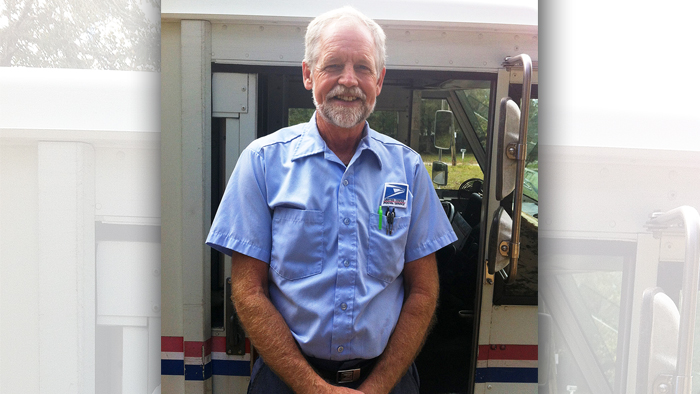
336, 368, 361, 384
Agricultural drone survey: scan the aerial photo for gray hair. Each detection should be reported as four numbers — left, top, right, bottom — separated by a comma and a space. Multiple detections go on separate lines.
304, 6, 387, 75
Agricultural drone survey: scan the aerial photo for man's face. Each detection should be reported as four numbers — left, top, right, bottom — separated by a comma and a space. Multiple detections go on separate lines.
303, 21, 386, 130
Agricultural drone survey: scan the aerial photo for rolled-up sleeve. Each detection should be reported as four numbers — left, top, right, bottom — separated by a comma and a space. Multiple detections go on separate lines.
206, 148, 273, 264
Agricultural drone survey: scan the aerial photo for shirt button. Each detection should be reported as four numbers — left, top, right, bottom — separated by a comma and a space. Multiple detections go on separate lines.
343, 260, 350, 267
341, 303, 347, 311
337, 346, 344, 353
342, 179, 349, 186
343, 218, 350, 225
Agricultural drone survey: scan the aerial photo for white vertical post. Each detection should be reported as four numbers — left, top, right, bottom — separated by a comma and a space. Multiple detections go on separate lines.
161, 21, 186, 394
37, 141, 96, 394
181, 20, 213, 393
1, 140, 41, 393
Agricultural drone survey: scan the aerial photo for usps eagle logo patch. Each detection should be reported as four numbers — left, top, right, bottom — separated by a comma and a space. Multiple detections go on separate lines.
382, 183, 409, 208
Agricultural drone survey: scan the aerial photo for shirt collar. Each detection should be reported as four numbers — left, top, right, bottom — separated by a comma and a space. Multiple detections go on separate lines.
291, 112, 383, 169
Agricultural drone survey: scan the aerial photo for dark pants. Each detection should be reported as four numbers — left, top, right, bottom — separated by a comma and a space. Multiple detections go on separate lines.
247, 356, 420, 394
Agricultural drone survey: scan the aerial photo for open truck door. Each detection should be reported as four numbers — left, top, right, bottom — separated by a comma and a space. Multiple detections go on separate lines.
539, 145, 700, 394
488, 54, 533, 284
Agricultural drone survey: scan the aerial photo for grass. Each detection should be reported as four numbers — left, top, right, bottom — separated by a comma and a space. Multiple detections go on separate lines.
421, 152, 484, 190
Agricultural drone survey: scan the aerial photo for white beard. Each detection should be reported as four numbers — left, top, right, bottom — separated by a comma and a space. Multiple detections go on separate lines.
313, 85, 375, 129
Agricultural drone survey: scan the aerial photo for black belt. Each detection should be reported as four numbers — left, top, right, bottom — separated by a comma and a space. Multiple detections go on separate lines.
305, 355, 378, 384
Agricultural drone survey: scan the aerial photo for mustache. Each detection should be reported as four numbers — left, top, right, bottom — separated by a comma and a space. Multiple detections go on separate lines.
327, 85, 366, 100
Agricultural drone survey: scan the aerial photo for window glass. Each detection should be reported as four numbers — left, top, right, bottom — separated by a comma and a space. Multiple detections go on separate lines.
541, 241, 633, 393
455, 88, 490, 152
289, 108, 315, 126
367, 111, 399, 140
571, 269, 622, 385
417, 98, 484, 190
523, 98, 539, 217
557, 259, 622, 391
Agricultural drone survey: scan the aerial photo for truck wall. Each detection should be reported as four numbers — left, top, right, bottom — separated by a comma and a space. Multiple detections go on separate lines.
0, 68, 161, 394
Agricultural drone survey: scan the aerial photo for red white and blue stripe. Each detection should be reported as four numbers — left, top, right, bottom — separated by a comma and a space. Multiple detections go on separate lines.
475, 344, 538, 383
163, 338, 537, 383
161, 336, 251, 380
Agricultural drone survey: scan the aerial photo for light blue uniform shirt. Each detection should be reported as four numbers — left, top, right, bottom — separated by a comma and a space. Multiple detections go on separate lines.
206, 114, 457, 361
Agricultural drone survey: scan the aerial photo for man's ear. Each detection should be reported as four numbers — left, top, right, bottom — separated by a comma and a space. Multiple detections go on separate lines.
375, 67, 387, 95
302, 61, 313, 90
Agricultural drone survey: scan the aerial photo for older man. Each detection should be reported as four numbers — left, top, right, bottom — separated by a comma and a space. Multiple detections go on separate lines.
206, 6, 456, 394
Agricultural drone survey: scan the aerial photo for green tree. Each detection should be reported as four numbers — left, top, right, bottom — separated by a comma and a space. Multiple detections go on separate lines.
367, 110, 398, 139
526, 99, 538, 167
288, 108, 315, 126
461, 88, 490, 150
0, 0, 160, 70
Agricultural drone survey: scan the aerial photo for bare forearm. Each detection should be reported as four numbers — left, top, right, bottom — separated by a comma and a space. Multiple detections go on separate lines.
230, 253, 342, 394
231, 255, 360, 394
359, 291, 436, 393
359, 254, 439, 394
233, 287, 325, 393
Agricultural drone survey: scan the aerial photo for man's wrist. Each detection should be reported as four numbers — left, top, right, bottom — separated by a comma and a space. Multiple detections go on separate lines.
297, 373, 333, 394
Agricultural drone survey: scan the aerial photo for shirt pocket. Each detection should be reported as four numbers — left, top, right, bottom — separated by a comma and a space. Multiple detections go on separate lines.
367, 212, 411, 283
271, 207, 324, 280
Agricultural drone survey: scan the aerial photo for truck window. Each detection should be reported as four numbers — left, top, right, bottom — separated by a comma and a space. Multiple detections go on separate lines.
541, 239, 636, 394
414, 83, 491, 192
419, 96, 484, 189
289, 79, 492, 195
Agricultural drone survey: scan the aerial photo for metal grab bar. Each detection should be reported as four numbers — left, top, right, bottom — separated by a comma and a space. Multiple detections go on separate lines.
646, 206, 700, 394
501, 54, 532, 283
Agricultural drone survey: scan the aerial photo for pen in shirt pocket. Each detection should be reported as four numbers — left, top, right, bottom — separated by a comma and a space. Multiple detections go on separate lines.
378, 205, 383, 230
